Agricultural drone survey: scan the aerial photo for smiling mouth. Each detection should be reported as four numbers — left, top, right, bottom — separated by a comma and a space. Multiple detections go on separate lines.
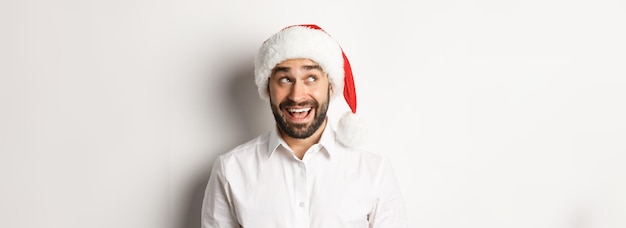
285, 107, 312, 120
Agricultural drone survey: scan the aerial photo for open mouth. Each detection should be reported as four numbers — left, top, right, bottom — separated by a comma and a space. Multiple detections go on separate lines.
285, 107, 312, 121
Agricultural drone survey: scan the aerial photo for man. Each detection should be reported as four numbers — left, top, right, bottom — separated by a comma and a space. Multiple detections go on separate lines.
201, 24, 408, 228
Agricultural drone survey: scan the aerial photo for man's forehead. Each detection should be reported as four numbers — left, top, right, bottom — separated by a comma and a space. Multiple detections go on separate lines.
276, 58, 320, 67
273, 59, 324, 72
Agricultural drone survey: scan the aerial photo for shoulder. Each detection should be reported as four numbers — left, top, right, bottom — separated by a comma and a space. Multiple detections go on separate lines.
335, 144, 394, 176
216, 134, 268, 163
339, 145, 387, 164
211, 133, 269, 175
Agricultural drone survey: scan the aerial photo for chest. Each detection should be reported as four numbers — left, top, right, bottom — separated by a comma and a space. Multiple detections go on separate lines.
226, 158, 379, 227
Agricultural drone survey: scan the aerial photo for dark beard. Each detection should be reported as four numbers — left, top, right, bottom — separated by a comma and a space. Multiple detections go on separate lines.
270, 95, 329, 139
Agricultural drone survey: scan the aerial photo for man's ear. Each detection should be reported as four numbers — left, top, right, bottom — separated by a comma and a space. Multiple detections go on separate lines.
326, 73, 334, 97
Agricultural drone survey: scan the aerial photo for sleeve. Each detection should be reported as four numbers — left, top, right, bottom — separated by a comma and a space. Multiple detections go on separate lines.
368, 158, 409, 228
201, 156, 240, 228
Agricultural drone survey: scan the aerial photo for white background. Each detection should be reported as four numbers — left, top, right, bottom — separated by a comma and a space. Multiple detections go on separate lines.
1, 0, 625, 227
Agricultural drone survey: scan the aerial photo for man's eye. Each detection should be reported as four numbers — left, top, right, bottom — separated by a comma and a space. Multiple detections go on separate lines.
306, 76, 317, 82
279, 77, 291, 83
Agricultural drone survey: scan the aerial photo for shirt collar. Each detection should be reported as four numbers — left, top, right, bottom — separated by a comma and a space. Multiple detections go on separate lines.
267, 120, 337, 159
317, 123, 336, 157
267, 126, 283, 158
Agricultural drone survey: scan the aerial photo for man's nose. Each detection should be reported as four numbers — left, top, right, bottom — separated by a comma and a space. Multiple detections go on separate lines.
288, 81, 307, 102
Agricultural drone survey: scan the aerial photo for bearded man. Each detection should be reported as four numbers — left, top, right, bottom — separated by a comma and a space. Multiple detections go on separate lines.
201, 24, 408, 228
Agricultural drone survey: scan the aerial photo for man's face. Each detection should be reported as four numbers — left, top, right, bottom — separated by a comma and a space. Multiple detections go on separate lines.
268, 58, 332, 139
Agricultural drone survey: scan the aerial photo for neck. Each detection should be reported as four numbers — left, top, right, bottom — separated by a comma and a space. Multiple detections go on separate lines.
279, 118, 327, 160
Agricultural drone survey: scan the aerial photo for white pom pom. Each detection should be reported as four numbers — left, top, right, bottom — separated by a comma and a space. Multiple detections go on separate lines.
336, 111, 366, 147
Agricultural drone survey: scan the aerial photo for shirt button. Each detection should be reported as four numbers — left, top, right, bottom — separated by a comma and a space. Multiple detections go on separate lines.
299, 202, 305, 207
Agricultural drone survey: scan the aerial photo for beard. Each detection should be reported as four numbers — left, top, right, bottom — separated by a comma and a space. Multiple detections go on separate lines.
270, 93, 330, 139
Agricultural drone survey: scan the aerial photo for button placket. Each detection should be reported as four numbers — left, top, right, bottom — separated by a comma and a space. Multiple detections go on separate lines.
294, 161, 309, 227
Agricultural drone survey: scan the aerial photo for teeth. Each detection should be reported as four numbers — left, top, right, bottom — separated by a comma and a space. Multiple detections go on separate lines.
288, 108, 311, 113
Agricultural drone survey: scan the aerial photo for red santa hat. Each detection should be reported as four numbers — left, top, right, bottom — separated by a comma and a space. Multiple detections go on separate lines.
254, 24, 365, 147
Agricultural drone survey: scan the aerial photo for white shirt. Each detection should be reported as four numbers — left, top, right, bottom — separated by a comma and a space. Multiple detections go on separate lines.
201, 124, 408, 228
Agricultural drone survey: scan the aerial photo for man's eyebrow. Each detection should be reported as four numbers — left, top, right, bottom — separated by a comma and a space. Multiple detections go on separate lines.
303, 65, 322, 71
272, 66, 290, 74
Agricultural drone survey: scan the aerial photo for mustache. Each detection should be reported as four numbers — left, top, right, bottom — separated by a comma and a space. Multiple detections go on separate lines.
279, 99, 319, 109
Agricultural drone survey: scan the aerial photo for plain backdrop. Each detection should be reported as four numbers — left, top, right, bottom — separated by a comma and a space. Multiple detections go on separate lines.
1, 0, 625, 227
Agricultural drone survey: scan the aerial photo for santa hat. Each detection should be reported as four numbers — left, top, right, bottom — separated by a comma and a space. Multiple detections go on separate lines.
254, 24, 365, 147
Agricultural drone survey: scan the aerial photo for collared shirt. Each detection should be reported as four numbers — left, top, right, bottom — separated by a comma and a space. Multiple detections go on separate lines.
201, 123, 408, 228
